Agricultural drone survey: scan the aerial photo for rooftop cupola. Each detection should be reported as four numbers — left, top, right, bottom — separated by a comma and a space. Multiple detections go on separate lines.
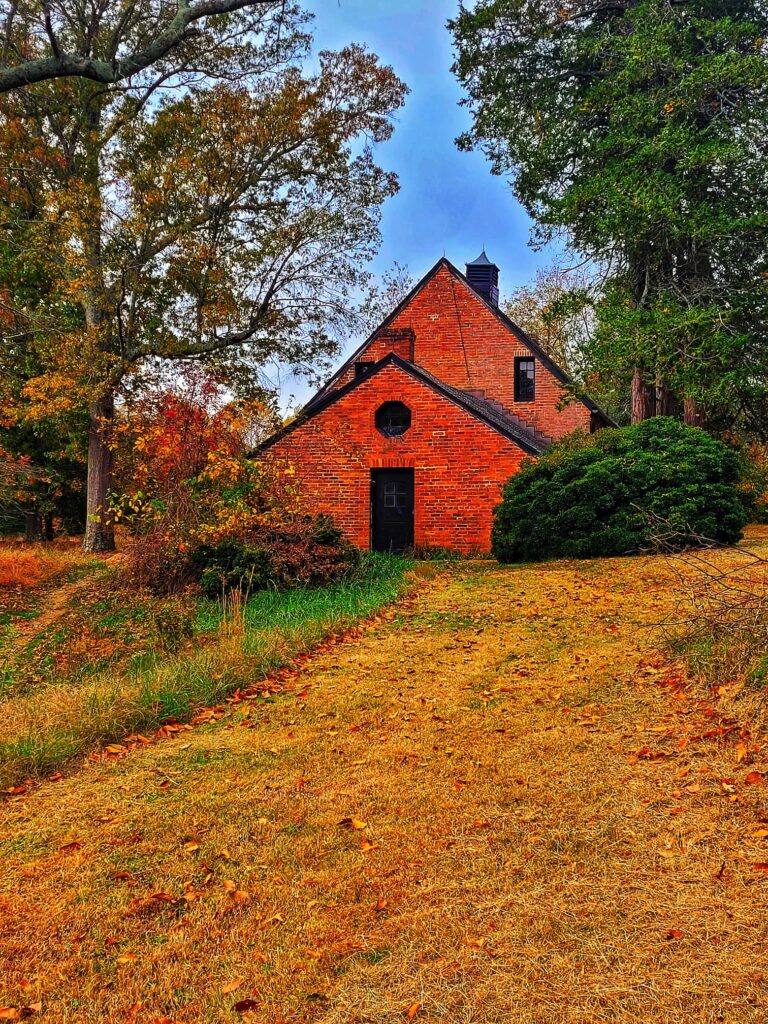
465, 249, 500, 307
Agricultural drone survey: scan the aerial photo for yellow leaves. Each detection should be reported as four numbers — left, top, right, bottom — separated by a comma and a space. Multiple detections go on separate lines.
338, 816, 367, 830
223, 880, 250, 904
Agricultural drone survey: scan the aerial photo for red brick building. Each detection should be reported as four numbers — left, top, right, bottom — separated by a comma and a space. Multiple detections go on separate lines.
262, 253, 610, 553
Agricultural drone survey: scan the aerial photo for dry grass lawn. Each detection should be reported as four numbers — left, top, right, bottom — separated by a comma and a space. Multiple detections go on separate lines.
3, 533, 768, 1023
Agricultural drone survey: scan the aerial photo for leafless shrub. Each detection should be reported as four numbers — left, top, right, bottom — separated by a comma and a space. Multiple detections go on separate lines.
645, 513, 768, 692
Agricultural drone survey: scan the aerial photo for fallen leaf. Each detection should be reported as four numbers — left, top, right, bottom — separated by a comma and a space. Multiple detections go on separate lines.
339, 817, 367, 830
183, 841, 200, 852
664, 928, 684, 940
233, 999, 259, 1014
407, 1003, 421, 1020
221, 978, 245, 994
116, 953, 138, 964
745, 771, 764, 786
150, 892, 176, 903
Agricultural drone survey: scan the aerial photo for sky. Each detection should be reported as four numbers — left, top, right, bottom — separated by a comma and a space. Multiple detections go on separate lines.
308, 0, 558, 285
281, 0, 560, 407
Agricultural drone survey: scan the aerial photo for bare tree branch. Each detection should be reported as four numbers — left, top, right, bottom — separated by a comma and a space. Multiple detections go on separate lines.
0, 0, 278, 93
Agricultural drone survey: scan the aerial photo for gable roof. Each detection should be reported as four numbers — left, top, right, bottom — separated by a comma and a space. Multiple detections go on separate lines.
305, 256, 612, 424
259, 352, 548, 457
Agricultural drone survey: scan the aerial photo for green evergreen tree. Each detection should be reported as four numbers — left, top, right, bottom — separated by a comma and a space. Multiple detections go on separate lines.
451, 0, 768, 431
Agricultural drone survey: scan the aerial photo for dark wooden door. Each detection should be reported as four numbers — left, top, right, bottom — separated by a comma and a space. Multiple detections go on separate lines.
371, 470, 414, 553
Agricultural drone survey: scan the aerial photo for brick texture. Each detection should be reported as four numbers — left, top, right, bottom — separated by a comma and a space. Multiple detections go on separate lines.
264, 259, 598, 552
330, 262, 591, 439
266, 362, 527, 552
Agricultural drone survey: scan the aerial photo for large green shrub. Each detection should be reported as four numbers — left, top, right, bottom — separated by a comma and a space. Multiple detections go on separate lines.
491, 418, 747, 563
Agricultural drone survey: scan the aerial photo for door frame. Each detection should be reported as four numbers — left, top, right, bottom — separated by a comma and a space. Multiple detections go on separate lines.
370, 468, 415, 553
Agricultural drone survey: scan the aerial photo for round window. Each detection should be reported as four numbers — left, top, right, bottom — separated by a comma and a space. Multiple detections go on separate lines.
375, 401, 411, 438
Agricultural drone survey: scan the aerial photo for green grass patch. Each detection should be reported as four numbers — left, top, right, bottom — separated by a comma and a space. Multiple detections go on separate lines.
0, 553, 413, 787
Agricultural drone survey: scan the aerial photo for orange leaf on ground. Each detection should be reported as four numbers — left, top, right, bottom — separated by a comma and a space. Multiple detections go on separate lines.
338, 817, 367, 830
407, 1003, 422, 1020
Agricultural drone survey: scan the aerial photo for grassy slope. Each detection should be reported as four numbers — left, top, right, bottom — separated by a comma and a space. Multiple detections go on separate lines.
0, 553, 414, 786
3, 535, 768, 1022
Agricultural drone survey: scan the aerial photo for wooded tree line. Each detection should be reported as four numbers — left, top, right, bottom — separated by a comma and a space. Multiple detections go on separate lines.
0, 0, 407, 550
452, 0, 768, 434
2, 0, 768, 550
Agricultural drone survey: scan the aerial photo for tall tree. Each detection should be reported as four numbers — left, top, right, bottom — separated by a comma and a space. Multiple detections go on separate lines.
0, 147, 87, 538
0, 1, 276, 92
451, 0, 768, 428
0, 3, 407, 550
358, 262, 415, 335
505, 263, 595, 376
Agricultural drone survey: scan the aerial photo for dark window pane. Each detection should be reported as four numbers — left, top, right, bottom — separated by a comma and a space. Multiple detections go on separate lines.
514, 358, 535, 402
375, 401, 412, 437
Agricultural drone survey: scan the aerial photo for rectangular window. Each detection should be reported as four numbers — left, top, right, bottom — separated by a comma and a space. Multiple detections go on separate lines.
355, 361, 375, 378
514, 357, 535, 402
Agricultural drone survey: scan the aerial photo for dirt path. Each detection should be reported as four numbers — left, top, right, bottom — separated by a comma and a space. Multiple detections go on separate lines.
7, 576, 90, 648
3, 548, 768, 1023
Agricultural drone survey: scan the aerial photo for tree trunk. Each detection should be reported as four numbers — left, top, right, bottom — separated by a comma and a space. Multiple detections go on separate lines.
24, 508, 43, 543
654, 379, 674, 417
44, 512, 55, 542
683, 397, 705, 428
631, 367, 655, 423
83, 394, 116, 553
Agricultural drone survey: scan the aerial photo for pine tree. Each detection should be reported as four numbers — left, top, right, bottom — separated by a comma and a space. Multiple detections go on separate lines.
452, 0, 768, 430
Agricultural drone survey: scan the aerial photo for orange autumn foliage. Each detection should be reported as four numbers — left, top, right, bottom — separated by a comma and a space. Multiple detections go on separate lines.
0, 550, 54, 588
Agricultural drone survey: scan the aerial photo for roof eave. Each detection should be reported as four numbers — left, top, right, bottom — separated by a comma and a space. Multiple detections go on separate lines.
257, 352, 547, 457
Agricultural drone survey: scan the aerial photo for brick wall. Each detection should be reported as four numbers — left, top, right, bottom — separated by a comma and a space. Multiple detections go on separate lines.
266, 362, 528, 552
331, 262, 591, 440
